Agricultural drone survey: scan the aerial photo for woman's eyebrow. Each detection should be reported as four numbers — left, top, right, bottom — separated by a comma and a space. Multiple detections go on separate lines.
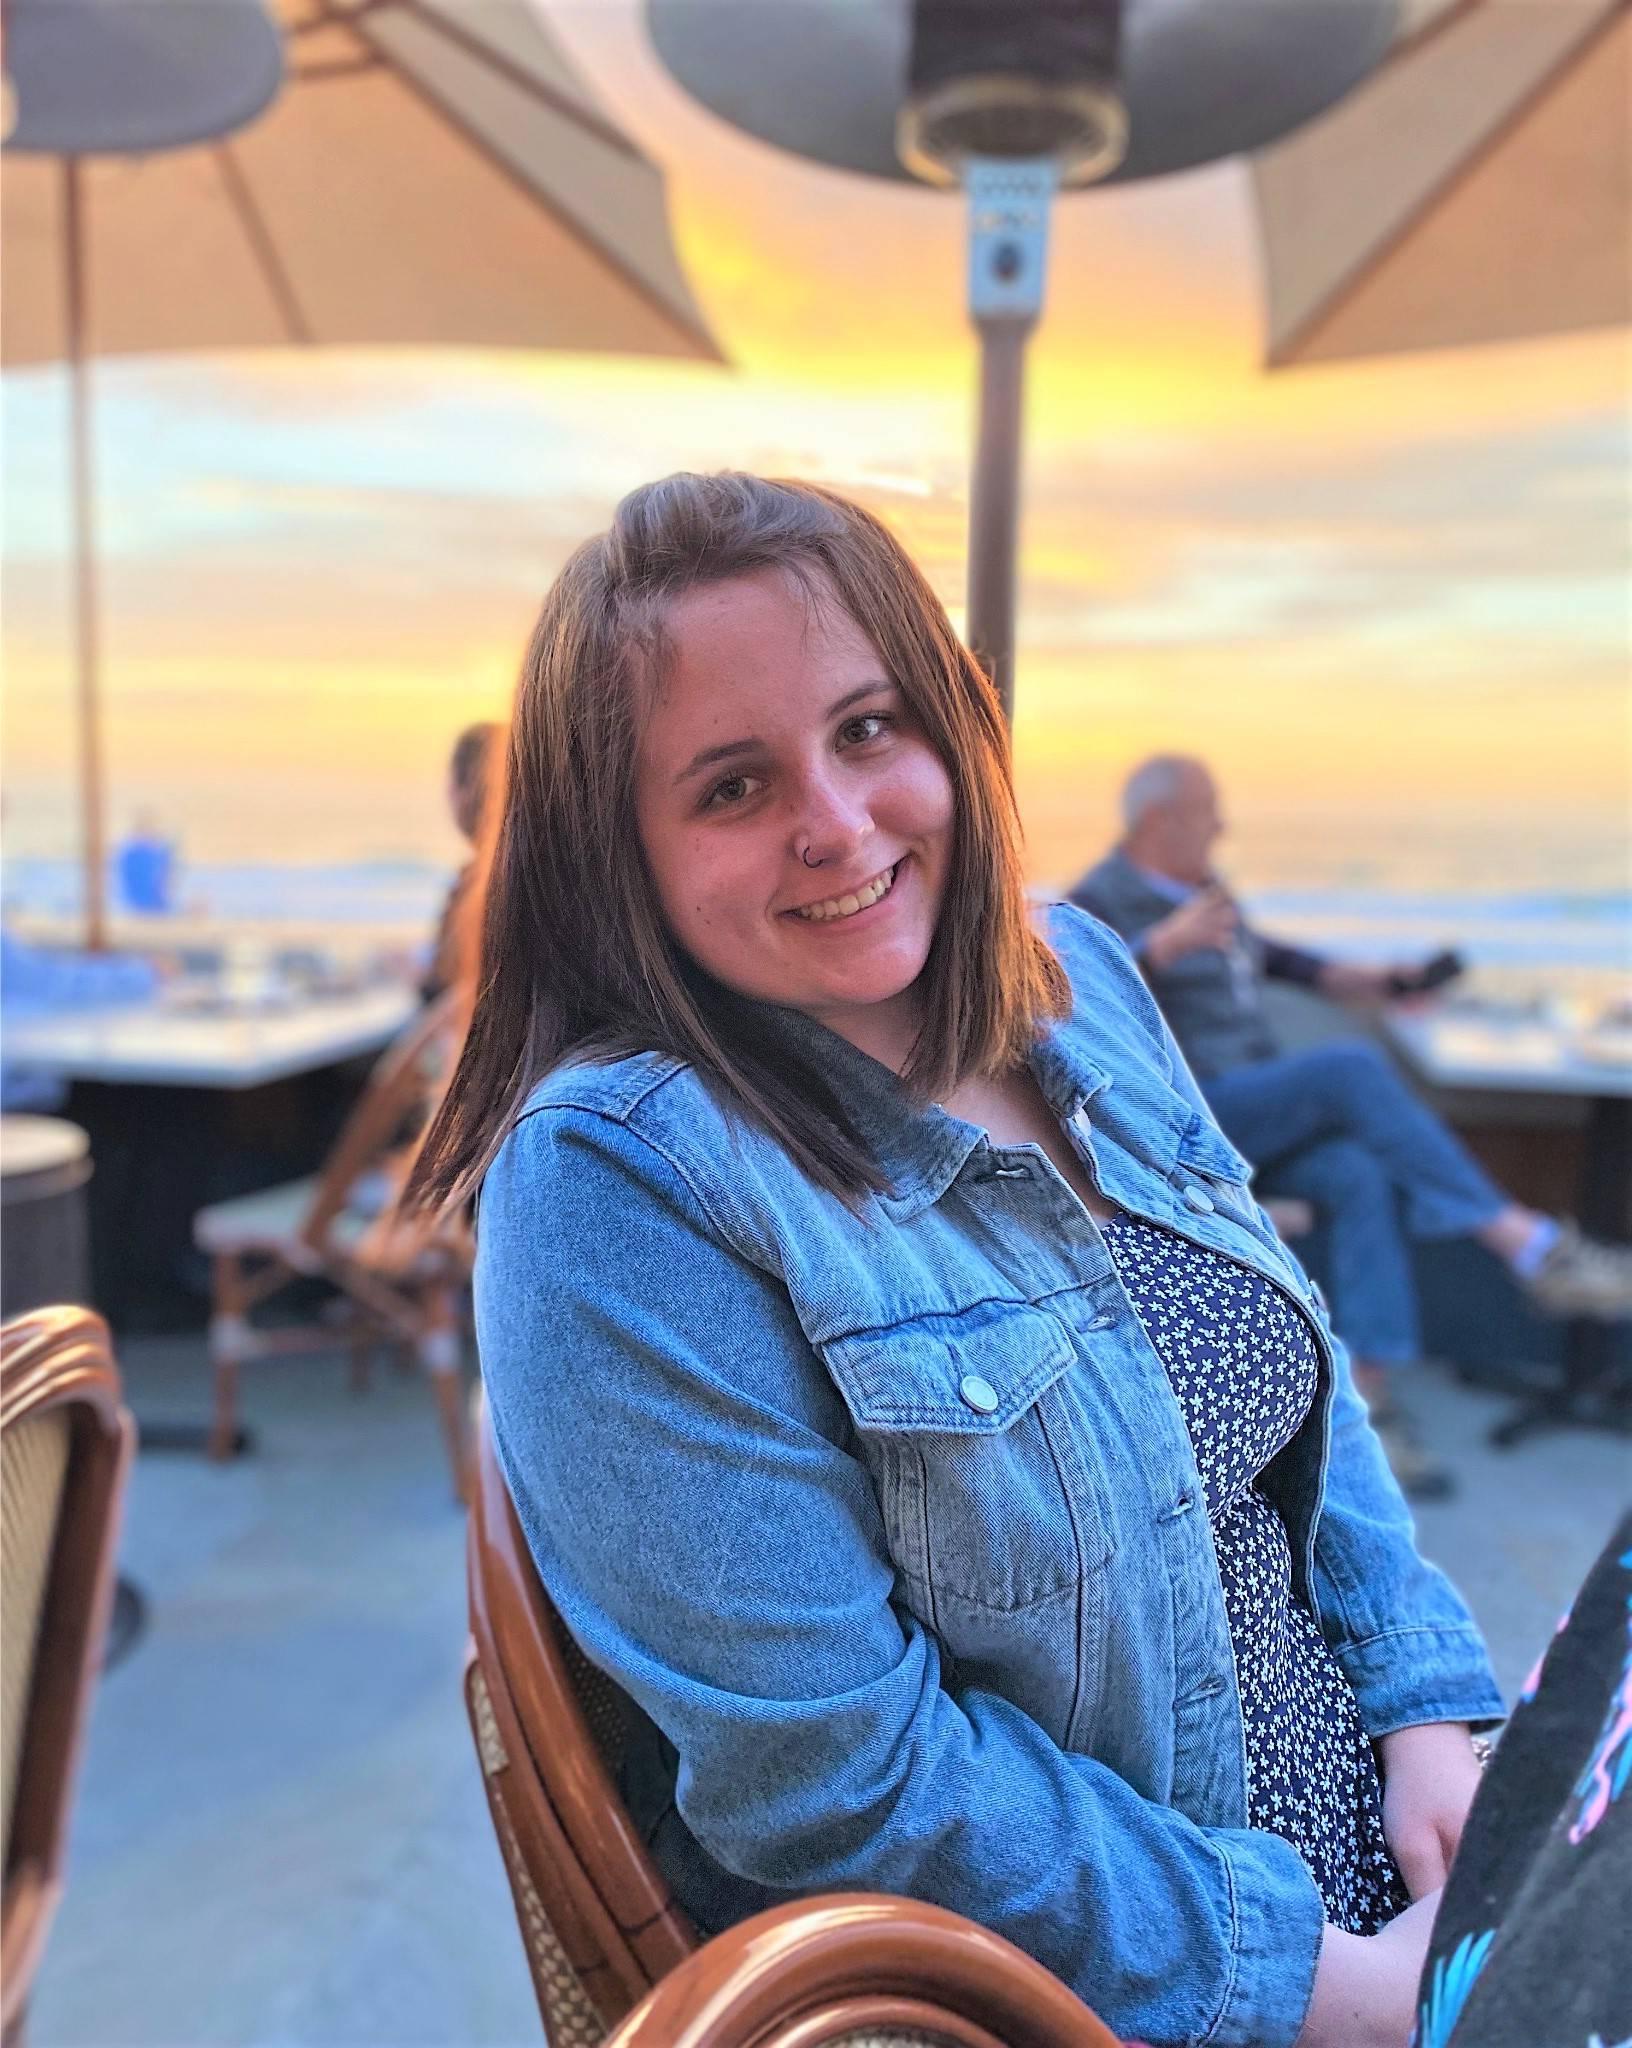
672, 680, 896, 788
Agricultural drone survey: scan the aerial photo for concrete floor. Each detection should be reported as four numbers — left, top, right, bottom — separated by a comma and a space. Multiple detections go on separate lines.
30, 1333, 1631, 2047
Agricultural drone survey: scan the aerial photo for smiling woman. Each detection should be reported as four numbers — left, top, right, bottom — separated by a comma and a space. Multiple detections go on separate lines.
405, 472, 1504, 2048
408, 471, 1064, 1205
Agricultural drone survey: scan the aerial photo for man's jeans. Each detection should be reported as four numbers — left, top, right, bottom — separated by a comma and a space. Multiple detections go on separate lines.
1202, 1040, 1507, 1366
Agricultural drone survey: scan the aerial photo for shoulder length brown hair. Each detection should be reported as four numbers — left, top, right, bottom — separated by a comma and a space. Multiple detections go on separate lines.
405, 471, 1067, 1212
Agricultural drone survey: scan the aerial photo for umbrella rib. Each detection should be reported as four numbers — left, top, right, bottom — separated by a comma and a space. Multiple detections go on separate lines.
343, 0, 647, 164
212, 143, 316, 346
359, 49, 723, 361
1268, 0, 1631, 367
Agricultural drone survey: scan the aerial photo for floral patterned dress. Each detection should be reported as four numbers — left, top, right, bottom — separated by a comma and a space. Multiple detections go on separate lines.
1100, 1213, 1410, 1934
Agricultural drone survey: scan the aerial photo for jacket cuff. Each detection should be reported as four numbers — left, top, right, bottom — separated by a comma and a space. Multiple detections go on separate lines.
1205, 1827, 1327, 2048
1334, 1623, 1506, 1737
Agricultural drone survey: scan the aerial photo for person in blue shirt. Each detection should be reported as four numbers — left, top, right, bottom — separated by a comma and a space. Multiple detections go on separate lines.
1069, 757, 1632, 1501
407, 474, 1501, 2048
114, 812, 178, 916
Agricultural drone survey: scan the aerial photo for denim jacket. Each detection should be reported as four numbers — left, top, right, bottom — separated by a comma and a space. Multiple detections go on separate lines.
475, 906, 1502, 2048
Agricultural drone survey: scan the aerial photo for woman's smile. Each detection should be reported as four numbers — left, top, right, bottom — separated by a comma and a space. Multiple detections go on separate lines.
634, 570, 955, 1067
785, 858, 901, 924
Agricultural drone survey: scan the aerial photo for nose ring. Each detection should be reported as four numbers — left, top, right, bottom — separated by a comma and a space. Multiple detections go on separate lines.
801, 846, 824, 869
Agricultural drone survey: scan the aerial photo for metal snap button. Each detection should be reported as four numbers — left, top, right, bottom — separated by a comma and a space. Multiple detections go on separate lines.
1182, 1183, 1215, 1213
959, 1374, 1000, 1415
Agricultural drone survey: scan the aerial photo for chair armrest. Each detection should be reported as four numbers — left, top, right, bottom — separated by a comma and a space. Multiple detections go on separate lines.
602, 1893, 1122, 2048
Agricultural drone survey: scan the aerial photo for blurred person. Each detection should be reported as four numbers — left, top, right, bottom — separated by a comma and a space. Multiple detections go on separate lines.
1069, 756, 1632, 1499
114, 809, 178, 915
408, 474, 1506, 2048
422, 722, 500, 1001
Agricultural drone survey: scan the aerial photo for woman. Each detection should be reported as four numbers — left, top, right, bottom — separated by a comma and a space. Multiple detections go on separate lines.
408, 474, 1502, 2048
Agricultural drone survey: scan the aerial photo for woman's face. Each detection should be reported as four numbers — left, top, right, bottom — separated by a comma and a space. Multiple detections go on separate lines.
633, 569, 956, 1067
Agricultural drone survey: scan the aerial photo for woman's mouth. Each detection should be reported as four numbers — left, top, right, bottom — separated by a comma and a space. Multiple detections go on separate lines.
788, 861, 900, 923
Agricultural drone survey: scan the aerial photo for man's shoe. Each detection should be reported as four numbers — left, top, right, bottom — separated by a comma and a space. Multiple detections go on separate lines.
1522, 1223, 1632, 1322
1365, 1396, 1456, 1503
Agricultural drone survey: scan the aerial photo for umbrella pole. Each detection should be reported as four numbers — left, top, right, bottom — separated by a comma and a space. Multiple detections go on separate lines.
63, 157, 109, 951
962, 160, 1055, 728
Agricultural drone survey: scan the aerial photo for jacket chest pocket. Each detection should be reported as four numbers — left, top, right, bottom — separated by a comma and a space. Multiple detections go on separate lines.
817, 1298, 1117, 1621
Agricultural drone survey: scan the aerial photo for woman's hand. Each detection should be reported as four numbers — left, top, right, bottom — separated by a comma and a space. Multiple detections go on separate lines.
1377, 1720, 1483, 1898
1296, 1891, 1442, 2048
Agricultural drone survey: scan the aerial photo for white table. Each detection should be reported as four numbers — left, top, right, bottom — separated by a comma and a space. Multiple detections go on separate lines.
1385, 1004, 1632, 1444
3, 984, 421, 1354
1384, 1007, 1632, 1102
2, 986, 418, 1091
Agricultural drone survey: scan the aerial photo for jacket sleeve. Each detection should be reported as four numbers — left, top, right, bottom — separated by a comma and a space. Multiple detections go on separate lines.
1258, 935, 1328, 988
476, 1104, 1326, 2048
1050, 905, 1504, 1737
1302, 1297, 1505, 1735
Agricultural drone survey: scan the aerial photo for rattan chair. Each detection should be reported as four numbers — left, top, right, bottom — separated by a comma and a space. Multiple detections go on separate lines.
193, 992, 471, 1496
465, 1409, 1120, 2048
604, 1894, 1122, 2047
1, 1308, 134, 2048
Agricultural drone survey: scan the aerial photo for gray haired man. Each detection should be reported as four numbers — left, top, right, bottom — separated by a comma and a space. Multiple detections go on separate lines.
1070, 755, 1632, 1497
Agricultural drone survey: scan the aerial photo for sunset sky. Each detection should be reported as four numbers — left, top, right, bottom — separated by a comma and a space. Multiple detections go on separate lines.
3, 0, 1628, 898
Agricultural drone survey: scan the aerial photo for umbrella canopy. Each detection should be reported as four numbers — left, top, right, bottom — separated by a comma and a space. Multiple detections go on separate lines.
3, 0, 721, 944
4, 0, 721, 366
1254, 0, 1631, 367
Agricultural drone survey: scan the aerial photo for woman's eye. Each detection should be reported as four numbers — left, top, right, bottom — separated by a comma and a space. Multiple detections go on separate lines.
704, 772, 761, 810
839, 712, 892, 747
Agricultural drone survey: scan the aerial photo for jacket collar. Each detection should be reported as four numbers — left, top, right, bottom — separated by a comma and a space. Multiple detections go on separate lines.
745, 966, 1192, 1225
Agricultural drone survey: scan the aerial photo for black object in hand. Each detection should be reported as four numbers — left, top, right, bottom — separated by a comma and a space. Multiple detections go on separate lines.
1385, 949, 1466, 998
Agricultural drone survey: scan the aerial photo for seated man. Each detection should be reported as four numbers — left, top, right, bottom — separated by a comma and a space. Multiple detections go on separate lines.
1070, 755, 1632, 1498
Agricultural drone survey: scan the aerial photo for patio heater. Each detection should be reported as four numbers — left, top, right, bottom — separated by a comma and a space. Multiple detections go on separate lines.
645, 0, 1399, 718
897, 2, 1126, 719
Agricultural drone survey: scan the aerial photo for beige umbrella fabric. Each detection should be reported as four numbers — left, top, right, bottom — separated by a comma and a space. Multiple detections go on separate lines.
3, 0, 721, 364
3, 0, 720, 944
1253, 0, 1631, 368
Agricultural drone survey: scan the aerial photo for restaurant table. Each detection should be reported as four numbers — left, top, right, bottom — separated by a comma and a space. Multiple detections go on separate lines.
1384, 1005, 1632, 1445
1, 984, 418, 1090
1, 985, 420, 1417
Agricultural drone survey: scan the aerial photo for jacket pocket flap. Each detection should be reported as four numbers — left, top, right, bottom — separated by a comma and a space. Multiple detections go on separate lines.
820, 1299, 1075, 1435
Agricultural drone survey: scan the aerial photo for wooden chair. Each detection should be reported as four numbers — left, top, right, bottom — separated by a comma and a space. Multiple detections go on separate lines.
1, 1308, 134, 2048
192, 992, 471, 1496
604, 1895, 1122, 2047
465, 1410, 1120, 2048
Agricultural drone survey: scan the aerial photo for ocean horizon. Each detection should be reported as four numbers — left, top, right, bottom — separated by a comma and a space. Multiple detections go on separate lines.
6, 855, 1628, 1003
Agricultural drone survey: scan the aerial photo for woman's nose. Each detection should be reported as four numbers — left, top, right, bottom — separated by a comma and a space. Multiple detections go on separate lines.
790, 770, 869, 869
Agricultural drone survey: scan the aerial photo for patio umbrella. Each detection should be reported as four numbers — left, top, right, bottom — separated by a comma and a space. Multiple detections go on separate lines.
3, 0, 723, 946
1254, 0, 1632, 366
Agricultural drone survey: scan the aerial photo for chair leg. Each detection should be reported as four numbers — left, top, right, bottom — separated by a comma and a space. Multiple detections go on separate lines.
208, 1253, 251, 1460
417, 1289, 469, 1505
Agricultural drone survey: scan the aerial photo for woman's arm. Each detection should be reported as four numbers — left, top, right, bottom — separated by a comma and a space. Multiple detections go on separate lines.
1308, 1321, 1503, 1736
476, 1105, 1327, 2048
